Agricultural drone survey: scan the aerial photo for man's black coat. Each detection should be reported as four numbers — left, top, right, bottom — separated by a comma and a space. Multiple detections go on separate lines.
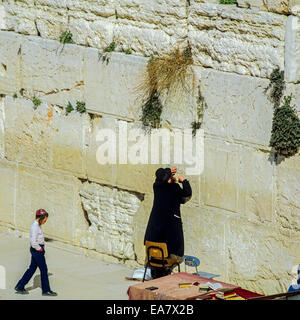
144, 179, 192, 257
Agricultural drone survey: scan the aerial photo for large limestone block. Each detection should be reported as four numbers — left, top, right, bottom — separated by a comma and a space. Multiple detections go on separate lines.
239, 147, 274, 222
227, 217, 294, 294
115, 0, 188, 56
115, 164, 157, 195
182, 207, 228, 280
0, 159, 17, 226
79, 181, 142, 260
87, 116, 159, 194
83, 49, 146, 120
20, 35, 85, 101
285, 15, 300, 83
15, 164, 86, 243
202, 138, 239, 213
4, 97, 54, 170
115, 121, 164, 194
4, 96, 89, 177
112, 121, 201, 195
51, 110, 90, 178
201, 68, 273, 146
0, 31, 22, 95
188, 3, 286, 78
86, 115, 119, 186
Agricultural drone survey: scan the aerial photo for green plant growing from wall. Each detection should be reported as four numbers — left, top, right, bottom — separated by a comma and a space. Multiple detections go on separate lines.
65, 101, 74, 115
270, 95, 300, 158
137, 46, 193, 131
32, 96, 41, 109
59, 30, 73, 44
264, 67, 285, 108
219, 0, 237, 4
140, 90, 163, 130
124, 49, 132, 55
191, 93, 207, 136
99, 41, 116, 65
104, 42, 116, 53
76, 101, 86, 114
57, 30, 74, 54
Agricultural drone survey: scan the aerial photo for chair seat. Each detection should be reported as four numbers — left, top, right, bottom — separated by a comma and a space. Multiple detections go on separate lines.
149, 258, 180, 268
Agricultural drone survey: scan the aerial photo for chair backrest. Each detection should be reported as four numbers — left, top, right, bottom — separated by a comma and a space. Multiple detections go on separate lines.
183, 255, 200, 267
145, 241, 169, 262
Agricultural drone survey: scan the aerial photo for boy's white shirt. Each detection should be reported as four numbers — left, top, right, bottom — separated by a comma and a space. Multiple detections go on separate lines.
30, 221, 44, 251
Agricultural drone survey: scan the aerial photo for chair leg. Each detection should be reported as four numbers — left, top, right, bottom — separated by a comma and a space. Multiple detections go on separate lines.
142, 262, 149, 282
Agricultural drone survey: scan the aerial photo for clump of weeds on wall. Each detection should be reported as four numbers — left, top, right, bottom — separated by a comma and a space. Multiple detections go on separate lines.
76, 101, 86, 114
140, 90, 163, 131
98, 41, 116, 65
65, 101, 86, 115
137, 46, 193, 131
124, 49, 132, 55
59, 30, 73, 45
65, 101, 74, 115
191, 92, 207, 136
57, 30, 74, 54
266, 67, 300, 160
32, 96, 42, 109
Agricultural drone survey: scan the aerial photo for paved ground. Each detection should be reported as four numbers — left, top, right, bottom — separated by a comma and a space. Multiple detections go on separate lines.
0, 232, 138, 300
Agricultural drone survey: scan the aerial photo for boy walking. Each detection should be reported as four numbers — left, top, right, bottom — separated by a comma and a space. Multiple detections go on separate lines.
15, 209, 57, 296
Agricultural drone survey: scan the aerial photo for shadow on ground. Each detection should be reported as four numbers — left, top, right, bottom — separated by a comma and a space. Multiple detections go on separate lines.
26, 273, 53, 291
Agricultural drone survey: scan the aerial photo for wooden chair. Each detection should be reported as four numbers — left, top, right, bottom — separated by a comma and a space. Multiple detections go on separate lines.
143, 241, 181, 282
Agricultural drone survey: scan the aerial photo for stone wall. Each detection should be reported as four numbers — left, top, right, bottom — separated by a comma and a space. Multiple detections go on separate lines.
0, 0, 300, 295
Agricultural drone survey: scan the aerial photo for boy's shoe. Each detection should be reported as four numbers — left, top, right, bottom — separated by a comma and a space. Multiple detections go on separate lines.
15, 286, 29, 294
42, 290, 58, 296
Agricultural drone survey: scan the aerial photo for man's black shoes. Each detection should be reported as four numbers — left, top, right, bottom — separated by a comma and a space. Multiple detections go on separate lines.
15, 286, 29, 294
42, 290, 58, 296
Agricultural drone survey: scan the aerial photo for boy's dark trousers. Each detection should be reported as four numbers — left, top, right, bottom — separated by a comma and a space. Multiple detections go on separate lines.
16, 245, 51, 293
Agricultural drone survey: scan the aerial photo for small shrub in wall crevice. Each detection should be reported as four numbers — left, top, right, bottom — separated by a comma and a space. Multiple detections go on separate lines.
270, 95, 300, 158
265, 67, 300, 159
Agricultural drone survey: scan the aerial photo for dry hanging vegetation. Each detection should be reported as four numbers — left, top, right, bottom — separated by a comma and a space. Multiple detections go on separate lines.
137, 46, 193, 130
